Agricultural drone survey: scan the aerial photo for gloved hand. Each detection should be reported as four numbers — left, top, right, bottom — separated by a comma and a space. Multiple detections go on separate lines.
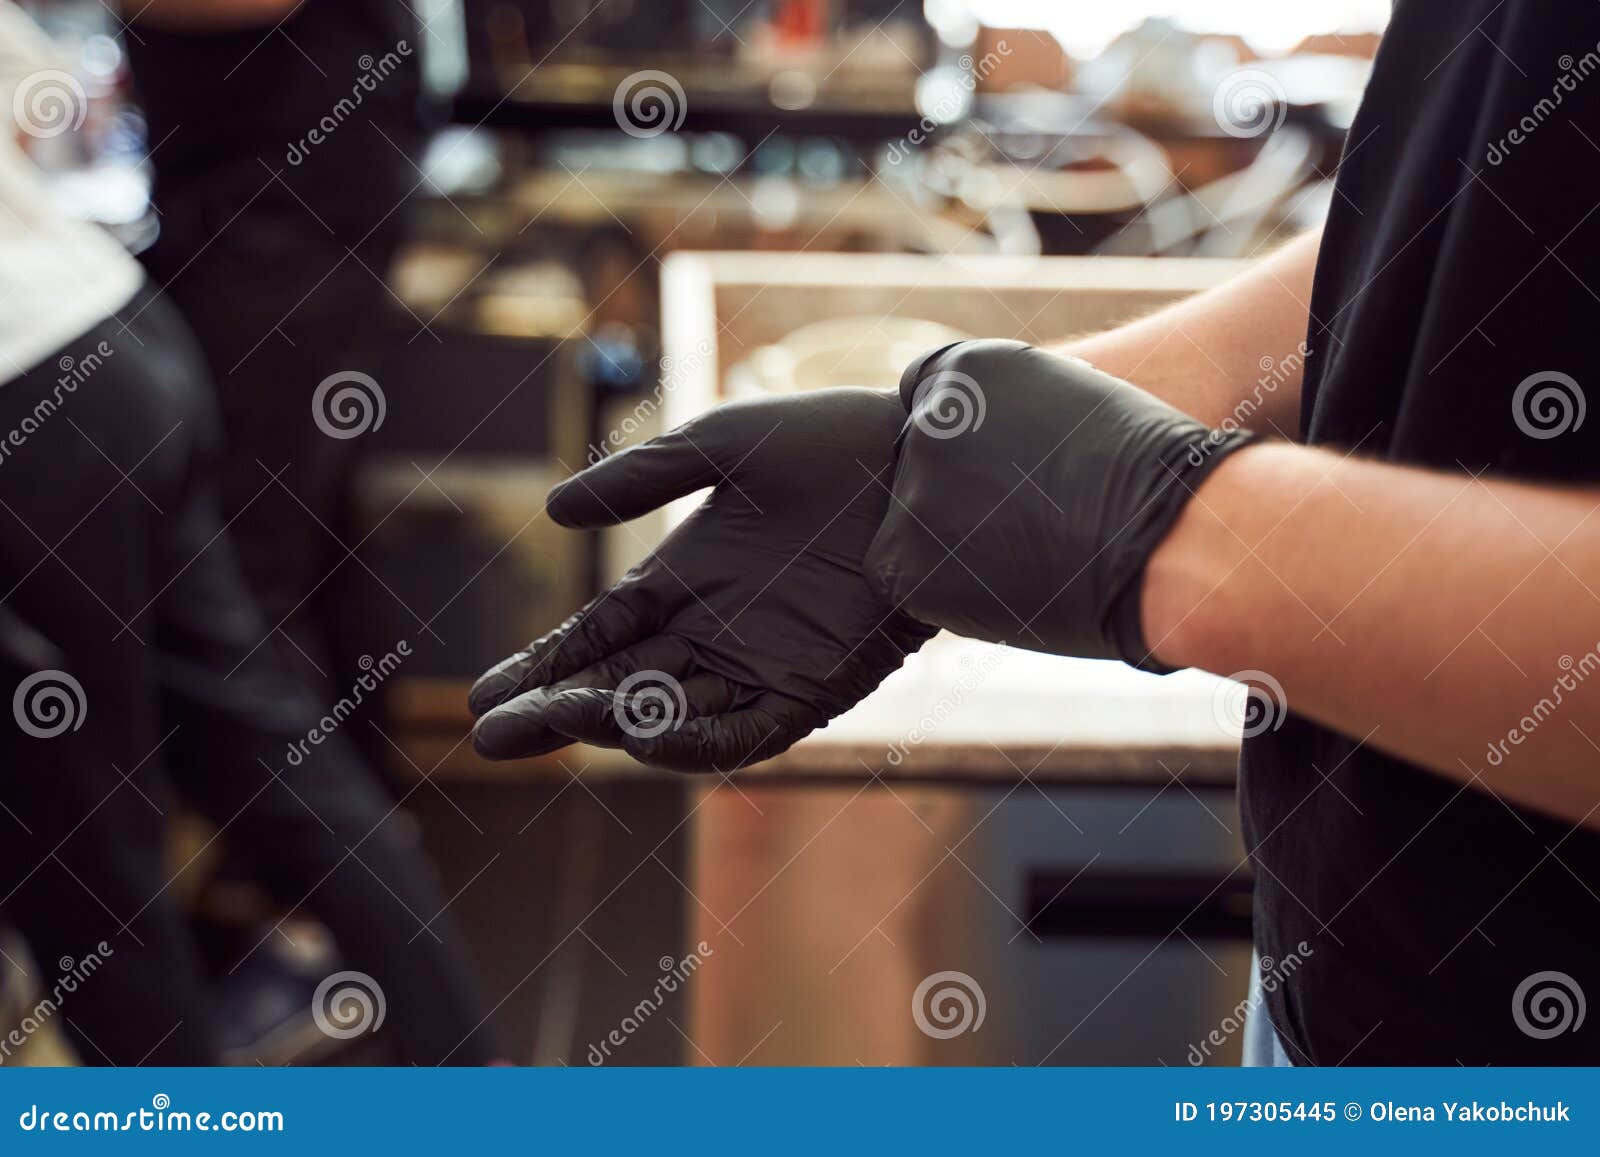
469, 387, 936, 772
865, 339, 1256, 672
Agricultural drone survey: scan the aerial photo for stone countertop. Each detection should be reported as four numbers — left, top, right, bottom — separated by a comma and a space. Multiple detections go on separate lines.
388, 637, 1243, 788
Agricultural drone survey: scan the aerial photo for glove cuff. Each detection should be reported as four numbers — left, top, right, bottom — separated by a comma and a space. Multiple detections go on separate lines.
1110, 427, 1260, 675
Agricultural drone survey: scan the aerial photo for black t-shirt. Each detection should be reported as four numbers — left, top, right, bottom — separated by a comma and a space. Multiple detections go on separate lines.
1245, 0, 1600, 1063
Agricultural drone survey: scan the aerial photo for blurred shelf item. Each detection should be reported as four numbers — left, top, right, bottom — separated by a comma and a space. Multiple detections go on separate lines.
455, 0, 934, 143
725, 316, 971, 396
970, 26, 1073, 93
453, 60, 926, 143
500, 169, 963, 252
389, 248, 589, 341
964, 90, 1342, 256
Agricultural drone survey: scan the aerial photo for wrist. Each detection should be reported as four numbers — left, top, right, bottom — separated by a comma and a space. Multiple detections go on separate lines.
1137, 441, 1296, 672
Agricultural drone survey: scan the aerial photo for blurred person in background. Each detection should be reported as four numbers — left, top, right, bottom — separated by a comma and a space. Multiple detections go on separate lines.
115, 0, 436, 1022
0, 0, 500, 1065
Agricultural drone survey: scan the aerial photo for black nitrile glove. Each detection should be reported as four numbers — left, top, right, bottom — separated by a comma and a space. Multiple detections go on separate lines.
469, 387, 936, 772
865, 340, 1256, 672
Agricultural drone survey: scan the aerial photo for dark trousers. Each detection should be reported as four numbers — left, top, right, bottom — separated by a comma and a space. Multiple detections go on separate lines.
0, 288, 498, 1065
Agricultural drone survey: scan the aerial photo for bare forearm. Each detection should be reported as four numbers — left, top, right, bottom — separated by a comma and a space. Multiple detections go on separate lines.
1055, 228, 1321, 434
1144, 443, 1600, 827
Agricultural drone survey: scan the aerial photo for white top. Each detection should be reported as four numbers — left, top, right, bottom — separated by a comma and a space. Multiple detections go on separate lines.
0, 0, 143, 384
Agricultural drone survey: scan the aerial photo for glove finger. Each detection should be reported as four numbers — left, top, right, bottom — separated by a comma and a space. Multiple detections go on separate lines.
470, 635, 694, 760
627, 692, 820, 774
542, 671, 744, 750
468, 575, 663, 716
548, 411, 739, 529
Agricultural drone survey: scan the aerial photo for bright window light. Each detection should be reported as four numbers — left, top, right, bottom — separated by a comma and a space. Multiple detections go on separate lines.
961, 0, 1392, 57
